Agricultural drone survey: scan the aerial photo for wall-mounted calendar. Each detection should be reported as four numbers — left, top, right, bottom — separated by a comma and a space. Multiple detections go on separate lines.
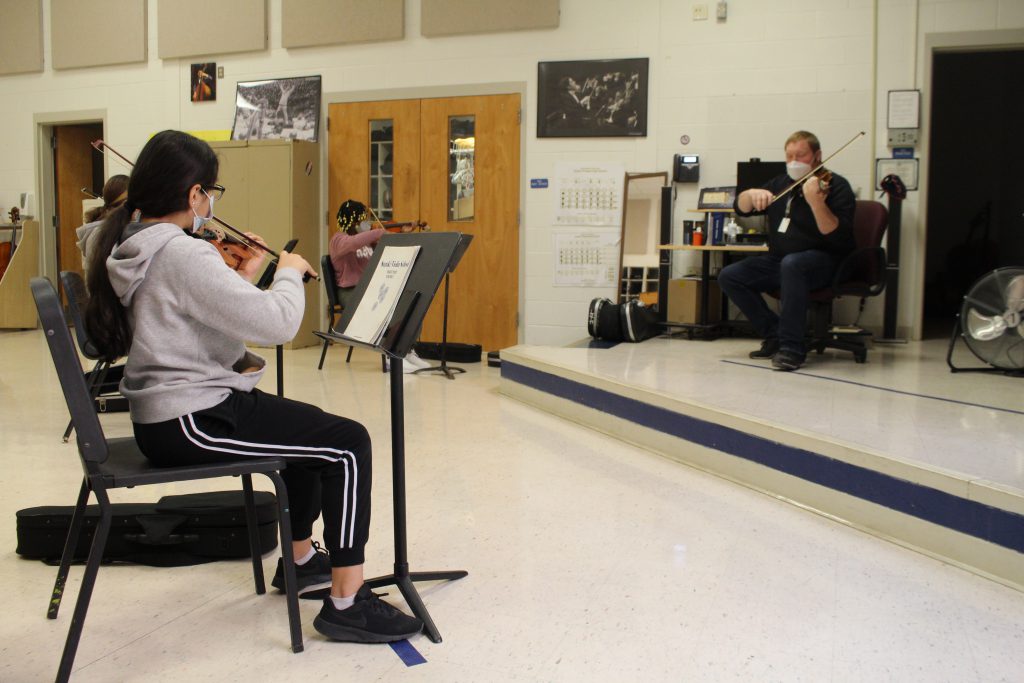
554, 162, 625, 226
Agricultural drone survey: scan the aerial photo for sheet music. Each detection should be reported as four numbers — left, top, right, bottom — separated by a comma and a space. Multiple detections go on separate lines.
343, 245, 421, 345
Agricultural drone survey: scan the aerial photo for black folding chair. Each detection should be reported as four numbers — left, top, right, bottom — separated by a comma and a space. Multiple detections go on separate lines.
317, 255, 386, 372
30, 277, 303, 683
58, 271, 126, 442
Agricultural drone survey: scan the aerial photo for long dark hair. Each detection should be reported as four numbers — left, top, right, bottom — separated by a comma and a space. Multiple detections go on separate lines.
85, 130, 219, 360
83, 174, 129, 223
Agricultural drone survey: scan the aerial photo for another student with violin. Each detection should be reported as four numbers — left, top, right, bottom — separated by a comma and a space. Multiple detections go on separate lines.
328, 199, 430, 370
719, 130, 856, 371
84, 130, 423, 643
76, 174, 129, 281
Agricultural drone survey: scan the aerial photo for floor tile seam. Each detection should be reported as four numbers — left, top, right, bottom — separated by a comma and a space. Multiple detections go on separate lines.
501, 361, 1024, 556
720, 359, 1024, 416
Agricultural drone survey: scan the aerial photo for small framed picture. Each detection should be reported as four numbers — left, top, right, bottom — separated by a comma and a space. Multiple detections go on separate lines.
537, 57, 649, 138
697, 186, 737, 210
190, 62, 216, 102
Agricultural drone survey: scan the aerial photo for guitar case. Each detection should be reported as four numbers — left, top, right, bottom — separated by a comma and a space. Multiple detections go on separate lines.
16, 490, 279, 567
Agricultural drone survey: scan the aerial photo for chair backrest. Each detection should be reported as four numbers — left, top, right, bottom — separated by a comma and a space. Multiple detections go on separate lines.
852, 200, 888, 250
31, 277, 109, 467
59, 270, 101, 360
833, 200, 888, 296
321, 254, 340, 310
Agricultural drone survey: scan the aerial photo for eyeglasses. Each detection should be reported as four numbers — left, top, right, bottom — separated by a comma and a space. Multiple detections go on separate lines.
204, 184, 226, 201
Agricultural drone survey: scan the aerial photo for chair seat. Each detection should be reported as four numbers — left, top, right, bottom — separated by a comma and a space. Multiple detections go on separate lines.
97, 437, 287, 489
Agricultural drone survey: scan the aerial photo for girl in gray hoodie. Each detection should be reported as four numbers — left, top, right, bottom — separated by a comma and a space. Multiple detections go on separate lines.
84, 130, 421, 644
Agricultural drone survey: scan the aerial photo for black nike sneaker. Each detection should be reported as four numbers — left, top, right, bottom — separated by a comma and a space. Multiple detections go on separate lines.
270, 542, 331, 595
313, 585, 424, 643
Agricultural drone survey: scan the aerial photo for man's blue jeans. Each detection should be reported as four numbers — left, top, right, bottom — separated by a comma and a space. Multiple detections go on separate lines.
718, 251, 838, 355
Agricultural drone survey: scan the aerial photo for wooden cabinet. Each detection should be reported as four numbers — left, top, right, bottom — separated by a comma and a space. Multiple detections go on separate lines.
209, 140, 320, 348
0, 221, 39, 329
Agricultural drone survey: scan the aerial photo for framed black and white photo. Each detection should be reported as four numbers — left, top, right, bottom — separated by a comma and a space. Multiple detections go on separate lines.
537, 58, 649, 138
231, 75, 321, 142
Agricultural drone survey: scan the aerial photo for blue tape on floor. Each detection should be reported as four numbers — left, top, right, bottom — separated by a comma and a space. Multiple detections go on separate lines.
389, 639, 426, 666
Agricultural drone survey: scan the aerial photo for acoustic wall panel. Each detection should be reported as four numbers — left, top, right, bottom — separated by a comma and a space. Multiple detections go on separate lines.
0, 0, 43, 75
421, 0, 559, 37
52, 0, 147, 70
282, 0, 403, 48
158, 0, 266, 59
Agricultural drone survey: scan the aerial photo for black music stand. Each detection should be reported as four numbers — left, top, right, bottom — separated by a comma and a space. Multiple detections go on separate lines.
313, 232, 468, 643
415, 234, 473, 379
256, 239, 299, 398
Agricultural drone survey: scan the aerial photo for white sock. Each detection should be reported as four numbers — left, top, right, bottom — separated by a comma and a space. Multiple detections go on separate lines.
330, 594, 355, 610
295, 547, 316, 565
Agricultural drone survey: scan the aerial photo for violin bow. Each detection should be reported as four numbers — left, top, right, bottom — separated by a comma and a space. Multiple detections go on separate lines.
91, 139, 278, 258
768, 131, 865, 206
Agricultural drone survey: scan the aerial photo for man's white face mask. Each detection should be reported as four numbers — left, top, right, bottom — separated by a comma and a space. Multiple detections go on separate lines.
786, 161, 812, 181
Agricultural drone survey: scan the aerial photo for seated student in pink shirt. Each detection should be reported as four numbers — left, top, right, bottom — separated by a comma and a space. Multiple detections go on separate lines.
328, 200, 428, 371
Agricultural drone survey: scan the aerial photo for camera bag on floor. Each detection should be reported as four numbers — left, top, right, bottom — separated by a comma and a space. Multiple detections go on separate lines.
16, 490, 279, 567
588, 298, 660, 343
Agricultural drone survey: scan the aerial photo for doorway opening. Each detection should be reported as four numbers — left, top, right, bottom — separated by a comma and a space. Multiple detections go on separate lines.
51, 122, 104, 281
922, 49, 1024, 338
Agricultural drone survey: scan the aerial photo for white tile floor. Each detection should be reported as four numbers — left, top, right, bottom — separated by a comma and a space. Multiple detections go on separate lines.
2, 328, 1024, 682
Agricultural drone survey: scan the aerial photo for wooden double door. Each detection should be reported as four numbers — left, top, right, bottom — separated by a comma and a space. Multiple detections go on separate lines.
328, 94, 520, 351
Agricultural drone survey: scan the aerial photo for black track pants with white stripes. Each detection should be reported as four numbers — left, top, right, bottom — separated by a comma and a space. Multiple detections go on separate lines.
134, 389, 372, 567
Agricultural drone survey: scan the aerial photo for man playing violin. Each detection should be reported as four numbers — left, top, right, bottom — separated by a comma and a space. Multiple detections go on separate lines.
719, 130, 856, 371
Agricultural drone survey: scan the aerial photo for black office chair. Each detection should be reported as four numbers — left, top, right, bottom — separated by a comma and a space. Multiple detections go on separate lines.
30, 277, 303, 683
806, 199, 888, 362
58, 271, 127, 442
317, 255, 386, 372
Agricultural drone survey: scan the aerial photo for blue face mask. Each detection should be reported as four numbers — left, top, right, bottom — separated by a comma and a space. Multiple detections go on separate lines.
191, 190, 214, 233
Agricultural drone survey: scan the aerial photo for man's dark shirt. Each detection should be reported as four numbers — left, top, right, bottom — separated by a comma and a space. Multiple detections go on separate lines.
734, 173, 856, 258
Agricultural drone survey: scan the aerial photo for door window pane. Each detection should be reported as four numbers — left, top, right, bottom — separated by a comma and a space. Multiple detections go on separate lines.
369, 119, 393, 221
448, 115, 475, 221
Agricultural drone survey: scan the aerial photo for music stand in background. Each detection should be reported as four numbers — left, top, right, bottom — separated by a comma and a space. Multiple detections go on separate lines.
415, 234, 473, 379
256, 239, 299, 397
313, 232, 469, 643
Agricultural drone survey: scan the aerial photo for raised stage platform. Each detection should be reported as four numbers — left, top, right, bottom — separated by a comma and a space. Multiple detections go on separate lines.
499, 336, 1024, 592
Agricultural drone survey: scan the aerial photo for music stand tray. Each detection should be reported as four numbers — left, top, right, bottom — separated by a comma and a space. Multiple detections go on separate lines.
314, 232, 469, 643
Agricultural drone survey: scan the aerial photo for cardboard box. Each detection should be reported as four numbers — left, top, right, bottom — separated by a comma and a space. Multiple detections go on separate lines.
666, 278, 721, 324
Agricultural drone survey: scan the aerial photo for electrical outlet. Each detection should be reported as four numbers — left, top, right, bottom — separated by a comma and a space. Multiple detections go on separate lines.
716, 1, 727, 20
217, 66, 224, 79
887, 129, 919, 146
693, 4, 708, 20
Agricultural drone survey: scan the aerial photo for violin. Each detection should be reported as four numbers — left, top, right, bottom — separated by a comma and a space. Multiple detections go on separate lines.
373, 219, 429, 233
365, 205, 428, 232
194, 226, 261, 272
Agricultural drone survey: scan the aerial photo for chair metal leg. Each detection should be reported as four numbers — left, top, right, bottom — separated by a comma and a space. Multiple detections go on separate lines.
317, 338, 330, 370
266, 471, 304, 653
56, 486, 112, 683
346, 346, 354, 363
241, 475, 266, 595
48, 480, 90, 620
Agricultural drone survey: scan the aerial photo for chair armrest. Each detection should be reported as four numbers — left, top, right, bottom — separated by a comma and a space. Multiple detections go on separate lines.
831, 246, 887, 297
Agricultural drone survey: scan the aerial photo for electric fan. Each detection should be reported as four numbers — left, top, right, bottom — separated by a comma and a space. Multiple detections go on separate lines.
947, 266, 1024, 374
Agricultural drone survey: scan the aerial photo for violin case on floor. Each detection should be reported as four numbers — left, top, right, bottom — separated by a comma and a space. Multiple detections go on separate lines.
414, 341, 482, 363
16, 490, 278, 567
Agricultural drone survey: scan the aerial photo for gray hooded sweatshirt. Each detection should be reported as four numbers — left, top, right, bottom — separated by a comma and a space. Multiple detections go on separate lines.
106, 222, 304, 424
